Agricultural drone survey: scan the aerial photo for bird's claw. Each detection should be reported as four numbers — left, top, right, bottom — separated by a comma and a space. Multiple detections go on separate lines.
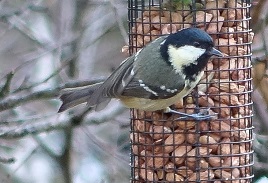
176, 113, 213, 121
165, 107, 216, 121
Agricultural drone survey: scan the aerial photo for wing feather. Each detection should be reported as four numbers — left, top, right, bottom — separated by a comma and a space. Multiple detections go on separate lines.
87, 56, 136, 106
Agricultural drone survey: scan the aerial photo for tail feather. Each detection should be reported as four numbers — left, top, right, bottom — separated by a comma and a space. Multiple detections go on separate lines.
58, 83, 102, 112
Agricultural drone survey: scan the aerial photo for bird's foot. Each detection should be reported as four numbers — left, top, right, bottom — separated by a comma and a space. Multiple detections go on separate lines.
164, 107, 215, 121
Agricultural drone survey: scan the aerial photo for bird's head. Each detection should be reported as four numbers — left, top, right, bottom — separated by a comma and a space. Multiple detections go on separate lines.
160, 28, 222, 76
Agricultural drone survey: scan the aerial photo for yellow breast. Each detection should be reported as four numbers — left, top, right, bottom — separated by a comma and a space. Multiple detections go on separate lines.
120, 89, 186, 111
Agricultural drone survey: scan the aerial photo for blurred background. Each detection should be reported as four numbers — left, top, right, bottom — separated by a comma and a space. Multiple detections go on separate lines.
0, 0, 267, 182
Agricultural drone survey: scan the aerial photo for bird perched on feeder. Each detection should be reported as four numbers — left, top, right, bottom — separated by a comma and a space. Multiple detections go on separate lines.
58, 28, 222, 120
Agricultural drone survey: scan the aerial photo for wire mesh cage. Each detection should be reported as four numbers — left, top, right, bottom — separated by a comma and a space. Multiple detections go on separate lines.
127, 0, 253, 182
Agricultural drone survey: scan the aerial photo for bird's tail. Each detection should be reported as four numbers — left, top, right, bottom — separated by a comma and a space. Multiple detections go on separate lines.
58, 83, 103, 112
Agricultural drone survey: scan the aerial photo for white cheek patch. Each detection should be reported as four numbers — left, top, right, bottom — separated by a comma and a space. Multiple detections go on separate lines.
168, 45, 206, 72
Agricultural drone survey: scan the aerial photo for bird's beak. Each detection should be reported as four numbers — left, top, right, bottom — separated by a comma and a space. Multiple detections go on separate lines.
209, 47, 223, 57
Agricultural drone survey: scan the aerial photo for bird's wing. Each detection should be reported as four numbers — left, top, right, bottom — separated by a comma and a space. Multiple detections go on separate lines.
120, 58, 187, 100
87, 56, 136, 107
120, 78, 184, 99
88, 58, 186, 107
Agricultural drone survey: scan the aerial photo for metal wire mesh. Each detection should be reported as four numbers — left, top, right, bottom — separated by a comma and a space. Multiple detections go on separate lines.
128, 0, 254, 182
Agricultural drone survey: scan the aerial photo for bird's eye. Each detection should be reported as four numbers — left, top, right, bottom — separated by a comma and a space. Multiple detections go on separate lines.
193, 42, 201, 48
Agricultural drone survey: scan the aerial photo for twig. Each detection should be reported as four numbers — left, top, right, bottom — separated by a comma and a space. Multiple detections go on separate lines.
82, 103, 126, 125
0, 156, 15, 164
7, 146, 39, 177
254, 161, 268, 172
0, 71, 14, 98
83, 129, 129, 164
251, 0, 267, 33
0, 89, 60, 112
0, 2, 46, 18
6, 15, 50, 48
58, 129, 73, 183
253, 90, 268, 133
0, 113, 58, 124
33, 130, 74, 183
109, 0, 128, 45
252, 55, 267, 65
33, 135, 59, 158
0, 78, 106, 112
1, 0, 51, 49
0, 104, 125, 138
261, 20, 268, 56
12, 58, 72, 93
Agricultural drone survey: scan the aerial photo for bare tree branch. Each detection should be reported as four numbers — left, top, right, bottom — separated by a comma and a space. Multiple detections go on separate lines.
0, 155, 15, 164
7, 146, 39, 177
83, 129, 129, 164
58, 129, 73, 183
0, 1, 46, 18
34, 130, 74, 183
109, 0, 128, 45
0, 77, 106, 112
0, 71, 14, 98
0, 104, 125, 138
0, 89, 60, 112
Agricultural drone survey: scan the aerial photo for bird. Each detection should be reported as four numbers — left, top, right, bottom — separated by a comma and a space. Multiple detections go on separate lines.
58, 28, 223, 120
